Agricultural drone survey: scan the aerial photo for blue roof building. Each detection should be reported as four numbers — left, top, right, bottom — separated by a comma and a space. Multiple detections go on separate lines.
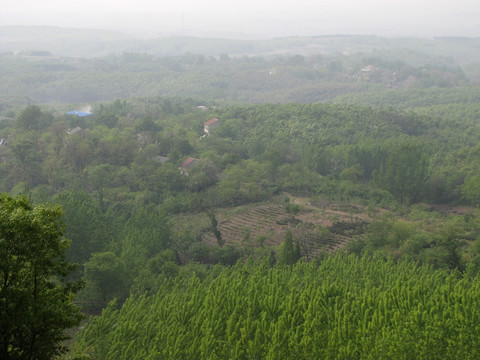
66, 110, 93, 117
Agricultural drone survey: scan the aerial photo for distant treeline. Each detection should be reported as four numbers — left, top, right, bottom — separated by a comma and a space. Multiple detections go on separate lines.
0, 49, 476, 107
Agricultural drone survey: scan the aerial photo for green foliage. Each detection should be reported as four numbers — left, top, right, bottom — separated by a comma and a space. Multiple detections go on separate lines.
86, 164, 112, 212
278, 230, 301, 265
187, 159, 219, 192
2, 99, 479, 213
77, 254, 480, 359
3, 37, 480, 358
373, 138, 428, 204
96, 113, 119, 128
120, 204, 172, 285
2, 95, 480, 345
0, 194, 83, 359
461, 173, 480, 205
83, 251, 126, 302
10, 131, 36, 165
347, 212, 473, 271
53, 190, 113, 268
132, 250, 180, 294
284, 197, 300, 215
207, 211, 224, 247
15, 104, 52, 130
435, 223, 466, 271
2, 35, 478, 109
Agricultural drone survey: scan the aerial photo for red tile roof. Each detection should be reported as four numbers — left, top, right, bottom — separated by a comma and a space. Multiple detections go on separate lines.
180, 157, 197, 168
204, 118, 219, 126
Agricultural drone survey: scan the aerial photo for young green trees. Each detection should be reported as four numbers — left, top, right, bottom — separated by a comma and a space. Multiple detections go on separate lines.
76, 254, 480, 359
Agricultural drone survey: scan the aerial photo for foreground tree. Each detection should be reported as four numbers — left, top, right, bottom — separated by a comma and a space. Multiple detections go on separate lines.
0, 194, 83, 360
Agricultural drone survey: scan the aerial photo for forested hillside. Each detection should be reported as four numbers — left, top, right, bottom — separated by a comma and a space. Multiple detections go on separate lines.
1, 32, 478, 107
1, 98, 480, 311
2, 29, 480, 359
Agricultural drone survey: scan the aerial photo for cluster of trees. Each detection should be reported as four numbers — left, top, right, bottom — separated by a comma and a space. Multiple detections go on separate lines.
1, 99, 480, 303
346, 209, 480, 272
3, 190, 480, 358
76, 253, 480, 359
2, 92, 480, 356
5, 100, 477, 212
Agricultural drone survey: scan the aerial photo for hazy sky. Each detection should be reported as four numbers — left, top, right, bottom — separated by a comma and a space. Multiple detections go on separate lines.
2, 0, 479, 38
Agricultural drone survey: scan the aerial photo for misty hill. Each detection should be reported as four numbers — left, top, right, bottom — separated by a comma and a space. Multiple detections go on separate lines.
0, 26, 129, 57
0, 46, 476, 107
2, 26, 480, 65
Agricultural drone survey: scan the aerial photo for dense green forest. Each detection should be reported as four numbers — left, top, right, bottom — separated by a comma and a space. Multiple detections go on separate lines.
1, 99, 480, 302
76, 255, 480, 359
2, 28, 480, 358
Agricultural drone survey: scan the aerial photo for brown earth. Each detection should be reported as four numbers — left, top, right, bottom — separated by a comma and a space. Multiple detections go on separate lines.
202, 194, 374, 258
194, 194, 475, 259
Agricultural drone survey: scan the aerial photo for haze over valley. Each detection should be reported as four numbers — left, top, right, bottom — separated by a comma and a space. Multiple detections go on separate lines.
2, 1, 480, 359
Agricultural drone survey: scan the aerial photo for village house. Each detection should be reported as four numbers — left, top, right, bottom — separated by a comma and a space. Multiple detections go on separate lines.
361, 65, 374, 72
204, 118, 220, 135
179, 157, 197, 175
359, 65, 378, 81
153, 155, 170, 164
66, 126, 85, 137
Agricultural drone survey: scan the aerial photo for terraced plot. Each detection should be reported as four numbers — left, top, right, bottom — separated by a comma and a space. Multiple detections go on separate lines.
202, 199, 370, 256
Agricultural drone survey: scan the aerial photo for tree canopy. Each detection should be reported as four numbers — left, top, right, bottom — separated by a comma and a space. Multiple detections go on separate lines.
77, 254, 480, 359
0, 194, 83, 360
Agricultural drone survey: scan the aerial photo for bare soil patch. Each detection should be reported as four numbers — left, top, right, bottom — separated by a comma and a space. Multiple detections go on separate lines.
202, 194, 373, 257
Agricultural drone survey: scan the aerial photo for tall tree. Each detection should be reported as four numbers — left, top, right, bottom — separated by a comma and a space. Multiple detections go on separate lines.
0, 194, 83, 359
53, 190, 113, 267
83, 251, 125, 303
86, 164, 112, 212
16, 105, 41, 131
278, 229, 301, 265
206, 210, 224, 247
373, 138, 428, 204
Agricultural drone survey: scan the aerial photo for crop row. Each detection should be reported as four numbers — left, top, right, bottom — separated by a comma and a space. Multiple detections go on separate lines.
203, 205, 364, 256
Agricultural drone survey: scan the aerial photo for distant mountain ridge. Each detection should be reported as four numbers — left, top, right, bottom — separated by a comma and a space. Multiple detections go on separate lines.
1, 26, 480, 64
0, 26, 130, 57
